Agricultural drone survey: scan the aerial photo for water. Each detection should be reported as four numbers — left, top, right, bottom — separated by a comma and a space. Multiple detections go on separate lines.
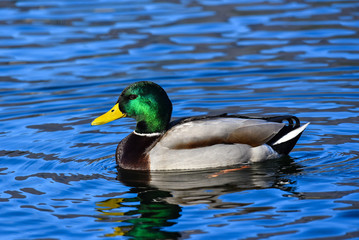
1, 0, 359, 239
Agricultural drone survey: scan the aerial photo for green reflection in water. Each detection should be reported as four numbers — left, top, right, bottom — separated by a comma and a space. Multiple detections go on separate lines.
97, 189, 181, 238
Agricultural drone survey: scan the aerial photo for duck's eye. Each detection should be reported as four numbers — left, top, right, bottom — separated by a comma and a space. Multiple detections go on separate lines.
128, 94, 138, 100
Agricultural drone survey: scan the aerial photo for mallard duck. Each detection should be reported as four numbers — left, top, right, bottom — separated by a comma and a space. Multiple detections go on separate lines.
92, 81, 309, 171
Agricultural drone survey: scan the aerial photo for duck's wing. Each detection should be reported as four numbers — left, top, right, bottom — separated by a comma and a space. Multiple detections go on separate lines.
161, 115, 291, 149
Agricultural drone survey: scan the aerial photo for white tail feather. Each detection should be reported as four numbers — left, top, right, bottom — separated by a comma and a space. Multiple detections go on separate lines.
273, 122, 310, 145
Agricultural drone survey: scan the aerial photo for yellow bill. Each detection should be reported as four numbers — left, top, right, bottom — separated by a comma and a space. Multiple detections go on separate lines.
91, 103, 126, 125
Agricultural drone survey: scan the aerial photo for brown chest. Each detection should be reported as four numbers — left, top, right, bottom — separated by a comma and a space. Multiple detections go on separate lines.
116, 133, 160, 170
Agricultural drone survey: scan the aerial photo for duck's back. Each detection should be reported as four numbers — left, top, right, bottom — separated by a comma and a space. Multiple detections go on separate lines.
161, 116, 285, 149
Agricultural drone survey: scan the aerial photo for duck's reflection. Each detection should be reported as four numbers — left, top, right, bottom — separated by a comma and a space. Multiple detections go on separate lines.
96, 188, 181, 238
97, 157, 300, 238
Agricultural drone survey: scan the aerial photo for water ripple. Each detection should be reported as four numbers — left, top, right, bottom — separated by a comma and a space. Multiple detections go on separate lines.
0, 0, 358, 239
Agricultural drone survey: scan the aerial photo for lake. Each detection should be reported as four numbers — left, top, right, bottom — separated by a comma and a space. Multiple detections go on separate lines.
0, 0, 359, 239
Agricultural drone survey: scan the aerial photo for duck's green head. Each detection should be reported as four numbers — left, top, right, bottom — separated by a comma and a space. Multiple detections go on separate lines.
91, 81, 172, 134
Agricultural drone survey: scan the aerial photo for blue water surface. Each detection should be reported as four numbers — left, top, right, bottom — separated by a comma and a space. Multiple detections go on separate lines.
0, 0, 359, 239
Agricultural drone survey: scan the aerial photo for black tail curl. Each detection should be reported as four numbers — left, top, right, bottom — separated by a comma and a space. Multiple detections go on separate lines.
265, 115, 303, 155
